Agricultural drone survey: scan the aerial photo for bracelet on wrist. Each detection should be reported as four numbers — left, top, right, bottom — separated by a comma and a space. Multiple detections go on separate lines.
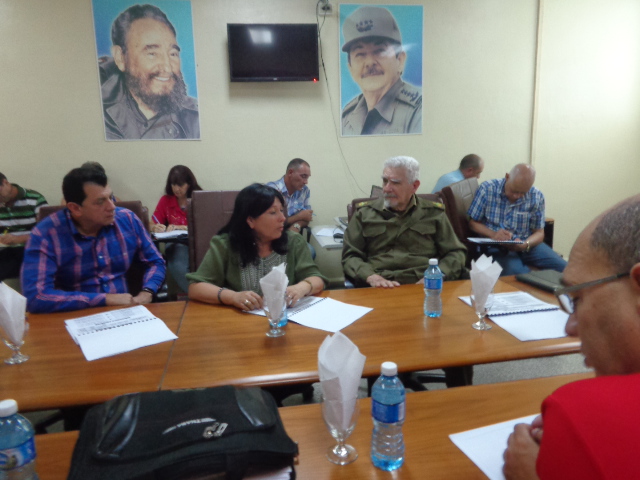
141, 287, 154, 296
303, 279, 313, 296
218, 287, 227, 304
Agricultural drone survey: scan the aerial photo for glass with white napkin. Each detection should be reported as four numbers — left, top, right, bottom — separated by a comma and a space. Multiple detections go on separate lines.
0, 282, 30, 364
259, 263, 288, 337
318, 332, 366, 430
469, 254, 502, 330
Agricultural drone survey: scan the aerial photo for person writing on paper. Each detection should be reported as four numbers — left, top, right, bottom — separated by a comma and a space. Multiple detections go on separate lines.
342, 156, 466, 288
187, 184, 325, 311
150, 165, 201, 292
503, 195, 640, 479
21, 167, 165, 313
467, 163, 566, 275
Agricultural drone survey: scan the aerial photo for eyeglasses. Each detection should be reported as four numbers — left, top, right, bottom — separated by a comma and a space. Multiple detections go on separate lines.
554, 272, 629, 314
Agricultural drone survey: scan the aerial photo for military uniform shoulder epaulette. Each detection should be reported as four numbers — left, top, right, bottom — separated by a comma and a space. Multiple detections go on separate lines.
355, 199, 376, 210
398, 83, 422, 108
342, 95, 363, 117
422, 199, 445, 210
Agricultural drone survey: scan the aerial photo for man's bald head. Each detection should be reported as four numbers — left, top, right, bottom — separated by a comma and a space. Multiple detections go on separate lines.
504, 164, 535, 203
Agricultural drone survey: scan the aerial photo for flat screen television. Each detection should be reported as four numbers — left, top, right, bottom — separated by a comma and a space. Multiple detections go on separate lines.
227, 24, 319, 82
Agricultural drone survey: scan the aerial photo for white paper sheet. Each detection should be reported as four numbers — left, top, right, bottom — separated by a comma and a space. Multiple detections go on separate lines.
153, 231, 187, 240
450, 414, 538, 480
247, 296, 372, 332
489, 310, 569, 341
65, 305, 177, 361
315, 227, 343, 237
468, 237, 524, 245
459, 291, 559, 316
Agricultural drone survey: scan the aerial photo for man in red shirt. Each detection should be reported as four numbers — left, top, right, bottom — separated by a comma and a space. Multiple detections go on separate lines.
503, 194, 640, 479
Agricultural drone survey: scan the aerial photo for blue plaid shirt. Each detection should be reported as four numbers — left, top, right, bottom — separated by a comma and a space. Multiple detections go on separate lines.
266, 177, 311, 217
22, 207, 166, 313
467, 178, 545, 239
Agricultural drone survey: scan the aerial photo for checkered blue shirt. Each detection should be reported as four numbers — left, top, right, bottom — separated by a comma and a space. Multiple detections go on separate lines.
267, 177, 311, 217
467, 178, 545, 239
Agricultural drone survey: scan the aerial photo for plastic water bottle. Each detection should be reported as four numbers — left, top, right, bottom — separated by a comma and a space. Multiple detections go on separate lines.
0, 399, 39, 480
424, 258, 443, 317
371, 361, 405, 471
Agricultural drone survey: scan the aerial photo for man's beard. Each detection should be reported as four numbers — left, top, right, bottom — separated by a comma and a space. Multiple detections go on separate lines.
125, 70, 187, 115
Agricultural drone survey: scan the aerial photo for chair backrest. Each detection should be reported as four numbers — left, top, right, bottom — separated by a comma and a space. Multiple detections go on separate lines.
35, 200, 151, 295
346, 193, 442, 221
440, 177, 479, 245
188, 190, 239, 272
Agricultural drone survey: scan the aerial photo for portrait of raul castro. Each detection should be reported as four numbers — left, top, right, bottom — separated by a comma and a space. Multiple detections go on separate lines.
340, 5, 423, 137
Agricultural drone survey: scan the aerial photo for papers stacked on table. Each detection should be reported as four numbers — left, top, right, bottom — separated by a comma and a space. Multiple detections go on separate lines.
65, 305, 177, 361
459, 292, 568, 341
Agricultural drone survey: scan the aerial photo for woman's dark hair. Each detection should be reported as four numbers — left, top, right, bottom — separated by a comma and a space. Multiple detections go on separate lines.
165, 165, 202, 198
219, 183, 288, 266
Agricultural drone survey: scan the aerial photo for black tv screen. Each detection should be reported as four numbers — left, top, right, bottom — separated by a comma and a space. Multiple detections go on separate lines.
227, 24, 319, 82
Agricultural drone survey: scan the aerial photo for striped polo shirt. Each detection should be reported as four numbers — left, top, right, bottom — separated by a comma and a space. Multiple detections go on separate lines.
0, 184, 48, 239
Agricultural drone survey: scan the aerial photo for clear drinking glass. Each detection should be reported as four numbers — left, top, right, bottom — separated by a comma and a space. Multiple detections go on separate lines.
1, 320, 29, 365
471, 292, 494, 331
321, 396, 359, 465
264, 301, 287, 338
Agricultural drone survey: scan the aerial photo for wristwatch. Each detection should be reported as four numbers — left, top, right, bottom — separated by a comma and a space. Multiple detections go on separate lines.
525, 240, 531, 253
292, 223, 301, 231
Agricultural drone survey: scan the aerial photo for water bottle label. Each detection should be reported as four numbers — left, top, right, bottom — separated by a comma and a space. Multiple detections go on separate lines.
0, 437, 36, 471
425, 277, 442, 290
372, 399, 406, 423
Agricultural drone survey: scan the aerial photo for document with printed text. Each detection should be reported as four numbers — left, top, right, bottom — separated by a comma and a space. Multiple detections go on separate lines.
65, 305, 177, 361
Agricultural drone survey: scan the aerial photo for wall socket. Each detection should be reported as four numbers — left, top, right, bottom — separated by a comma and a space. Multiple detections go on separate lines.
317, 1, 333, 16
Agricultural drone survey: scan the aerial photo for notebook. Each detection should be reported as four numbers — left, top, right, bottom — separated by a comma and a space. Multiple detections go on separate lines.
515, 269, 563, 292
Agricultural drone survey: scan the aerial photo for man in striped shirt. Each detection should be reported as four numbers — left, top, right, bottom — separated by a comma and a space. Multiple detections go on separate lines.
0, 173, 48, 281
21, 167, 165, 313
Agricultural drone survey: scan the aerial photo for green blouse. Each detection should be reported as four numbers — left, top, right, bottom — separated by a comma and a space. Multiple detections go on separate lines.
187, 231, 326, 294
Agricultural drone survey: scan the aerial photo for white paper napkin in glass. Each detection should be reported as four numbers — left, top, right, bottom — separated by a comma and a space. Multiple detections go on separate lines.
470, 254, 502, 311
0, 282, 27, 345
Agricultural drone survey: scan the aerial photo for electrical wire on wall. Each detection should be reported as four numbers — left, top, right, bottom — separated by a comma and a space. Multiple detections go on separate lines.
316, 0, 368, 198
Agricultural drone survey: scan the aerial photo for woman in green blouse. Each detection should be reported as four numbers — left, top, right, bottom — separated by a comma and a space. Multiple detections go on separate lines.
187, 183, 325, 311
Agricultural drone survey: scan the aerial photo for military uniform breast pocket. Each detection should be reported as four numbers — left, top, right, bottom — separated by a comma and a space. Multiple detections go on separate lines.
362, 223, 387, 239
405, 222, 436, 254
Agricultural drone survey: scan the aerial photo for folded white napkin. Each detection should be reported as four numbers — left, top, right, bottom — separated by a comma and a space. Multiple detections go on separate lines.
0, 282, 27, 345
259, 262, 288, 321
318, 332, 366, 429
469, 254, 502, 312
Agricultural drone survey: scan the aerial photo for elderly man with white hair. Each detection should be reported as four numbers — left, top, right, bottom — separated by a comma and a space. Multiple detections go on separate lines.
342, 156, 466, 288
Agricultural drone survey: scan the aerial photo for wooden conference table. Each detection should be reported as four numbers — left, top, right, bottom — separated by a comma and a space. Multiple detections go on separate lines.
0, 302, 186, 412
34, 372, 594, 479
162, 276, 579, 390
1, 277, 579, 413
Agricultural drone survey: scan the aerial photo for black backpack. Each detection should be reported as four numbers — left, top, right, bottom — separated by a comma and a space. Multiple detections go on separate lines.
67, 386, 298, 479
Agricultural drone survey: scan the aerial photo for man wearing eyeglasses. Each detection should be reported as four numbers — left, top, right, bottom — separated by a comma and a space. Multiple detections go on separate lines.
468, 163, 567, 275
502, 195, 640, 479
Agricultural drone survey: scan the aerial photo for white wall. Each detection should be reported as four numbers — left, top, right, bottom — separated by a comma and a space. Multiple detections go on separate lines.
1, 0, 638, 259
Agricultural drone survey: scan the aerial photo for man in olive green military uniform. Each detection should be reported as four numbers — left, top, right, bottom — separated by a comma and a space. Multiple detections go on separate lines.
342, 156, 466, 288
341, 6, 422, 136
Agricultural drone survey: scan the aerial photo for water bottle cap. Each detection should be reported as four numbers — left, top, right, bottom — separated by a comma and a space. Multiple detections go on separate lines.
429, 258, 438, 266
381, 361, 397, 376
0, 399, 18, 417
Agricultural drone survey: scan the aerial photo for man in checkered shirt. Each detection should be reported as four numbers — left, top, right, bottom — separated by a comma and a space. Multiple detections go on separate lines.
467, 164, 566, 275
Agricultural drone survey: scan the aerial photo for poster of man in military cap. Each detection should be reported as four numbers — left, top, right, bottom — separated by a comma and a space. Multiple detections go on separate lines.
340, 4, 423, 137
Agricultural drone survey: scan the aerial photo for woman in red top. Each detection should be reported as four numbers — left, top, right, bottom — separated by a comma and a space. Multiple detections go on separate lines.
151, 165, 202, 293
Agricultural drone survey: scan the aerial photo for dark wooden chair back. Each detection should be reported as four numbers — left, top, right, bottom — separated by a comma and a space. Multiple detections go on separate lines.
187, 190, 239, 272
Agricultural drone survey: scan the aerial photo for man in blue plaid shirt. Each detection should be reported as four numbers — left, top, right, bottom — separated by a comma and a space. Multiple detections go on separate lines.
467, 164, 566, 275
